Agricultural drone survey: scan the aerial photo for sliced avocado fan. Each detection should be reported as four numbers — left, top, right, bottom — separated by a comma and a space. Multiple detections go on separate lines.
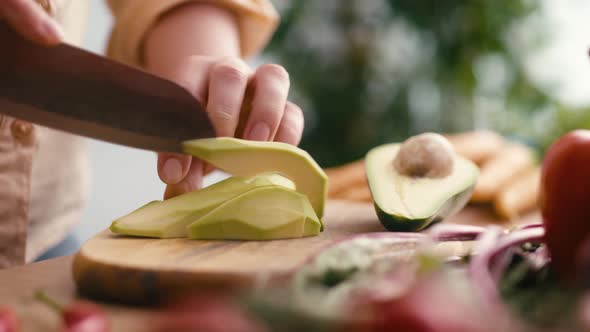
182, 138, 328, 219
188, 186, 321, 240
110, 173, 295, 238
110, 138, 327, 241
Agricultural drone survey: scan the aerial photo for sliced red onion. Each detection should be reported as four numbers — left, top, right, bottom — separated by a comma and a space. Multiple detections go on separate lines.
428, 223, 486, 241
517, 222, 543, 230
469, 227, 545, 314
524, 244, 550, 270
470, 227, 505, 291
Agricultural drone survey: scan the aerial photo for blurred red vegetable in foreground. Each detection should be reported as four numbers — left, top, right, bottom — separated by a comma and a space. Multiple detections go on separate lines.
346, 271, 494, 332
0, 307, 18, 332
156, 292, 267, 332
35, 291, 110, 332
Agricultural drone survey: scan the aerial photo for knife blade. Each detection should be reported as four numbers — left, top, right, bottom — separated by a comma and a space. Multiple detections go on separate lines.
0, 22, 214, 153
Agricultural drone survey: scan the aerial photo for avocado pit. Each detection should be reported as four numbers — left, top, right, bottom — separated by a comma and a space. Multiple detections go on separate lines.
393, 133, 455, 179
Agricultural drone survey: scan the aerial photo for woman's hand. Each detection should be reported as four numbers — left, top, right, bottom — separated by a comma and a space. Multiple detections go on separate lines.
154, 56, 304, 199
0, 0, 63, 45
163, 55, 302, 143
144, 3, 303, 199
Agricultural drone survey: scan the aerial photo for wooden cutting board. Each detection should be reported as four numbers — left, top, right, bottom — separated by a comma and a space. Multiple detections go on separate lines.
72, 200, 539, 304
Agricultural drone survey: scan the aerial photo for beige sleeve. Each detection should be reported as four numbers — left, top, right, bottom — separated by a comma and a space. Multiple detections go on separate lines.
106, 0, 279, 67
0, 116, 36, 268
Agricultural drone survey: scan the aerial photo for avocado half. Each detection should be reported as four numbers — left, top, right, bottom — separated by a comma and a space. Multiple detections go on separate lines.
366, 143, 479, 232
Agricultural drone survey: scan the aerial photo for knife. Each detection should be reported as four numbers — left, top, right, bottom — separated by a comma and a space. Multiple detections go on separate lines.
0, 22, 215, 153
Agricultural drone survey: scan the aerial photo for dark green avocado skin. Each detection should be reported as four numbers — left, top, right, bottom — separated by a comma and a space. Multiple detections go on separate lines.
373, 186, 474, 232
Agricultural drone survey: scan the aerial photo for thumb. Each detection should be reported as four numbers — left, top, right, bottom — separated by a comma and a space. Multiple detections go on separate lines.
157, 153, 192, 184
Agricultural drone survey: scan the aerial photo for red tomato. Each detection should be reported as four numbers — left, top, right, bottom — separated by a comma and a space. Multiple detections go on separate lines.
541, 130, 590, 281
63, 301, 110, 332
0, 307, 18, 332
34, 291, 109, 332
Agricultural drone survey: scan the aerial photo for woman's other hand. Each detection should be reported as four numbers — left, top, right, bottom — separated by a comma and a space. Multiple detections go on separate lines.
0, 0, 63, 45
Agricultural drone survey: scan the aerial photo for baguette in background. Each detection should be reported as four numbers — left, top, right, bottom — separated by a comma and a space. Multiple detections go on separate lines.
471, 143, 535, 203
446, 130, 505, 165
494, 167, 541, 220
335, 184, 373, 202
325, 159, 366, 197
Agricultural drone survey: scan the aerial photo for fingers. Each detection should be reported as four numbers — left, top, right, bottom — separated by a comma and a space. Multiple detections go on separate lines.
169, 58, 300, 144
157, 153, 192, 185
206, 57, 250, 137
243, 64, 290, 141
0, 0, 63, 45
154, 58, 302, 198
163, 158, 204, 199
169, 56, 251, 138
274, 101, 304, 145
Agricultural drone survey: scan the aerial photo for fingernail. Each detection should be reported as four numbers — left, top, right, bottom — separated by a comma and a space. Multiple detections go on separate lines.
162, 158, 183, 184
39, 20, 64, 44
247, 123, 270, 141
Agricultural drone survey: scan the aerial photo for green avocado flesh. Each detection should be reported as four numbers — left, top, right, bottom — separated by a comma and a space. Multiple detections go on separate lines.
188, 186, 321, 240
182, 138, 328, 219
110, 138, 326, 241
366, 143, 479, 231
110, 173, 295, 238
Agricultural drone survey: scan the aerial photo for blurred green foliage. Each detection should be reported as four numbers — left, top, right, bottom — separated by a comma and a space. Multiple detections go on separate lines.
266, 0, 589, 167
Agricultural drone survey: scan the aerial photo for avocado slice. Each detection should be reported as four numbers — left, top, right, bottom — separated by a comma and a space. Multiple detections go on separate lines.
182, 138, 328, 219
110, 173, 295, 238
366, 143, 479, 231
187, 185, 321, 240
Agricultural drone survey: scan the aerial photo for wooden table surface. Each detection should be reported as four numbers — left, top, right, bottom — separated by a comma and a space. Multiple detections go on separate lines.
0, 201, 540, 332
0, 256, 177, 332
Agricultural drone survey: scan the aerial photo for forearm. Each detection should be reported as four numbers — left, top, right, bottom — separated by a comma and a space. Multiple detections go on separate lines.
143, 3, 241, 77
